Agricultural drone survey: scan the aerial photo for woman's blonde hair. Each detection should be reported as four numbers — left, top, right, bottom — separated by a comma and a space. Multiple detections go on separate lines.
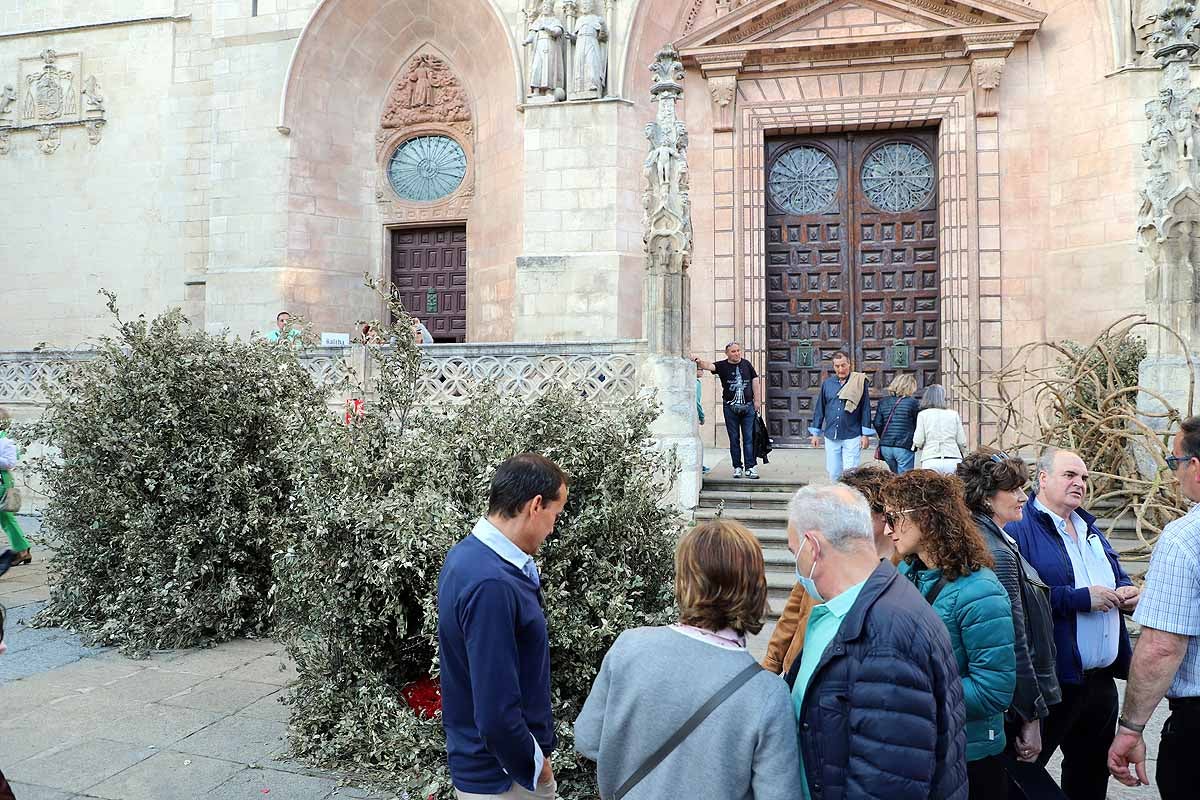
675, 519, 769, 635
0, 407, 10, 430
887, 373, 917, 397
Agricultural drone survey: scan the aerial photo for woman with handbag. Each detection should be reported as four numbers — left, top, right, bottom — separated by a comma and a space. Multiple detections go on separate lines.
0, 408, 30, 569
912, 384, 967, 474
575, 519, 803, 799
884, 470, 1017, 800
873, 373, 921, 474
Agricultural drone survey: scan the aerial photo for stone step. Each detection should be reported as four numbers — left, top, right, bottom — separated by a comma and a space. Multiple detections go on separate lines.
694, 506, 790, 524
697, 490, 794, 510
701, 477, 806, 494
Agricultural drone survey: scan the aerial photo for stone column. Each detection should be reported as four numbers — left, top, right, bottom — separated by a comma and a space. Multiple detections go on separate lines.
1138, 1, 1200, 448
640, 44, 702, 508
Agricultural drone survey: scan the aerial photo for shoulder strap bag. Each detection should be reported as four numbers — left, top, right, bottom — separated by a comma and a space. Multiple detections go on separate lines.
609, 661, 762, 800
924, 575, 950, 607
874, 398, 901, 462
0, 473, 20, 514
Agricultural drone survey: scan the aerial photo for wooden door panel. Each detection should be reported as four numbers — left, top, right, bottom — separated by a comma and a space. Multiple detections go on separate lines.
764, 130, 940, 446
390, 224, 467, 343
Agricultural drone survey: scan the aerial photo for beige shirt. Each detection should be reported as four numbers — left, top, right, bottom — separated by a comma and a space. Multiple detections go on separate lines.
912, 408, 966, 461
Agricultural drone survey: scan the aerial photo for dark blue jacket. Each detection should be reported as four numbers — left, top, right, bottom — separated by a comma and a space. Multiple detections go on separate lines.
437, 536, 555, 793
785, 562, 968, 800
810, 375, 875, 441
1005, 492, 1133, 686
872, 395, 920, 449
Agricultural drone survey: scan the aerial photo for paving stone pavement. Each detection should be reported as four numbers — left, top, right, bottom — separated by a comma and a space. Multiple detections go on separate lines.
3, 514, 1174, 799
1, 516, 392, 800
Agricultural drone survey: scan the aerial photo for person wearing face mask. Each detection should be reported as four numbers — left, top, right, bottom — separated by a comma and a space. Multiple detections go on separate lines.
1005, 448, 1137, 800
884, 470, 1016, 800
762, 465, 898, 675
958, 451, 1063, 798
783, 484, 968, 799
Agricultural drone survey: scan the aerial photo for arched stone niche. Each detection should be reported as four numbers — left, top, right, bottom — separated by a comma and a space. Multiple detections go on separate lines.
276, 0, 524, 342
375, 51, 476, 223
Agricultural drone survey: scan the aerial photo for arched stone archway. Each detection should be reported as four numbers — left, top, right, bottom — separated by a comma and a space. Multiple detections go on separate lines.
277, 0, 525, 341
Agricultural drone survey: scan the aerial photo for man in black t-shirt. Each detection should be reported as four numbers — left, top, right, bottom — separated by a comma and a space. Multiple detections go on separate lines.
693, 342, 761, 479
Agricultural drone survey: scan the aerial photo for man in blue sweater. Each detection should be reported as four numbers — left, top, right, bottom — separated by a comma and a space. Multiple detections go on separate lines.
438, 453, 569, 799
809, 352, 874, 481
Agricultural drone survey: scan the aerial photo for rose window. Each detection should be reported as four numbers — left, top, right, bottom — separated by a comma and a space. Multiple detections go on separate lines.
387, 135, 467, 202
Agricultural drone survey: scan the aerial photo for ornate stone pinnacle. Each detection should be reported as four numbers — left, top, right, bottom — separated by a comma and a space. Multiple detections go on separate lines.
649, 45, 684, 96
1152, 0, 1200, 63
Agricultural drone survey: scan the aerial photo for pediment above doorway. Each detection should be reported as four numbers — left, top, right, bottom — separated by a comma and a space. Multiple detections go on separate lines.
676, 0, 1044, 68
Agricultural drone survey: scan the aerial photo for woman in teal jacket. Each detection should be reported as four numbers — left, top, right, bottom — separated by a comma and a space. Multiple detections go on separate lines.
883, 470, 1016, 800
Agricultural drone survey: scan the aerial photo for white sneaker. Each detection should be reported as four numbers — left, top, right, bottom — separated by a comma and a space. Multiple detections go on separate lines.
746, 467, 760, 480
732, 467, 744, 478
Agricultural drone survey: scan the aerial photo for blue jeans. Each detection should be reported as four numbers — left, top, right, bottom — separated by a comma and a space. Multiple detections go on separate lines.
824, 436, 862, 481
881, 445, 916, 474
722, 404, 756, 469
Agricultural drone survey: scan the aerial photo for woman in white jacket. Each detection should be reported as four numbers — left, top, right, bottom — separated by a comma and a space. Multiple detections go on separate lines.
912, 384, 966, 474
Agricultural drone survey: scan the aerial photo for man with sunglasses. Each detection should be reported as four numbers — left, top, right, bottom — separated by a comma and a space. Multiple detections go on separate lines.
1109, 416, 1200, 798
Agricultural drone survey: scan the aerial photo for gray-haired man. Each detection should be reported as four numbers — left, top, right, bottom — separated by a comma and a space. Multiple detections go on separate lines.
784, 485, 967, 798
692, 343, 762, 479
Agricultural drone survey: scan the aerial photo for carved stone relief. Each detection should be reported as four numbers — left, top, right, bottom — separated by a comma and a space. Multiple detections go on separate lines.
972, 57, 1005, 117
1137, 1, 1200, 341
643, 45, 693, 355
376, 53, 476, 220
0, 49, 107, 155
380, 54, 471, 136
707, 74, 737, 132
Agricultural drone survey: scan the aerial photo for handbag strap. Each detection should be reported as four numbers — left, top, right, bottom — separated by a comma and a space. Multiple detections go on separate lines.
924, 576, 950, 607
879, 397, 901, 439
611, 661, 762, 800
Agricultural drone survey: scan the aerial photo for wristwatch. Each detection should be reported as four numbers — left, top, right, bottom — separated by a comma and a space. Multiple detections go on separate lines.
1117, 716, 1146, 735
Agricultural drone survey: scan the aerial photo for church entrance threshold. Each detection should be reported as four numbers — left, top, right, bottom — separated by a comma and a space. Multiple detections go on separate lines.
764, 130, 941, 446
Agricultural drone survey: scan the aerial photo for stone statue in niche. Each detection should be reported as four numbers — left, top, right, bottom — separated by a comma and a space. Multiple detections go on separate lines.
524, 0, 567, 101
0, 85, 15, 119
571, 0, 608, 99
380, 54, 470, 131
1129, 0, 1164, 64
82, 75, 104, 113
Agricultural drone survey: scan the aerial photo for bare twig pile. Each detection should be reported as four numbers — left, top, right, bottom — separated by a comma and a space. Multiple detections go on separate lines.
947, 316, 1194, 559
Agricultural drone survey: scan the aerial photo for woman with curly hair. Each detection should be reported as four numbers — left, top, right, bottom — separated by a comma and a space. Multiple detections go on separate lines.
883, 470, 1016, 800
958, 451, 1062, 775
575, 519, 804, 799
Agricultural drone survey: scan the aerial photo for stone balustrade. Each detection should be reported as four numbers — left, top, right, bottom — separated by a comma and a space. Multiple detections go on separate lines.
0, 341, 649, 409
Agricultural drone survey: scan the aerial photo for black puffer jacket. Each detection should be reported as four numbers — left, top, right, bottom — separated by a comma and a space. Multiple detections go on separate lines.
872, 395, 920, 449
973, 514, 1061, 718
785, 561, 968, 800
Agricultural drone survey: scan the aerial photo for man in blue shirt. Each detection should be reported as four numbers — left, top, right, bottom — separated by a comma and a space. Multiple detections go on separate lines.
1006, 448, 1138, 800
1110, 416, 1200, 798
809, 352, 874, 481
438, 453, 569, 799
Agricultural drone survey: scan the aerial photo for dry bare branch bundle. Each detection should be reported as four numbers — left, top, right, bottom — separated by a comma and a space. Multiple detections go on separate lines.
944, 316, 1195, 562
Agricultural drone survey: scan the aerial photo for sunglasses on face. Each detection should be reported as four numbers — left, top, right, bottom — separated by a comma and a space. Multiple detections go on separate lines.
884, 508, 917, 528
1166, 454, 1197, 471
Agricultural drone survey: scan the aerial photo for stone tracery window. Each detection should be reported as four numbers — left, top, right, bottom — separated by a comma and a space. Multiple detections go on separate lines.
768, 146, 840, 215
860, 142, 935, 213
386, 135, 467, 202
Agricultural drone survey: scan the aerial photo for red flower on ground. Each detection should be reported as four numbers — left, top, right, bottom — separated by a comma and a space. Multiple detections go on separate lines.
401, 674, 442, 719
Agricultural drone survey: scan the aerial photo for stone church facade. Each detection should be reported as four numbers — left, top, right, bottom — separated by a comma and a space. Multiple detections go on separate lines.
0, 0, 1167, 447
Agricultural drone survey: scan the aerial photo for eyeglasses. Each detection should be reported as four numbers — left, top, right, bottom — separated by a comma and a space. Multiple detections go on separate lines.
884, 508, 917, 527
1166, 454, 1197, 471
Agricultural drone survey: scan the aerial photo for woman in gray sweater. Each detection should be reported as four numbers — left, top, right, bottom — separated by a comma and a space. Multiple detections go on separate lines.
575, 519, 804, 800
